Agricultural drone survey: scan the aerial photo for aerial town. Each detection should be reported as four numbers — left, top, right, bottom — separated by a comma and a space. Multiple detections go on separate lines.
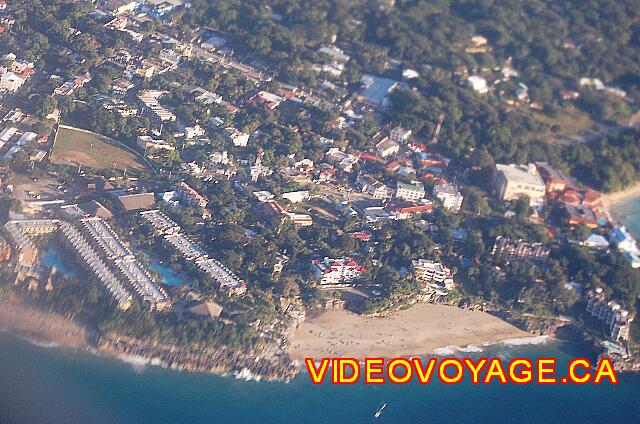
0, 0, 639, 381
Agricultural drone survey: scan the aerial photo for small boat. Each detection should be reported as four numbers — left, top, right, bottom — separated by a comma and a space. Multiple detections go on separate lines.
374, 403, 387, 418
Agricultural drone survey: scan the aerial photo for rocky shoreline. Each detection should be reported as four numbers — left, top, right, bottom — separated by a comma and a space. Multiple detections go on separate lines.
97, 333, 299, 382
2, 294, 638, 380
454, 298, 640, 372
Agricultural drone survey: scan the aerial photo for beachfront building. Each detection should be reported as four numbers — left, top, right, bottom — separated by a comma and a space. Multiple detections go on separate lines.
535, 162, 570, 193
395, 180, 425, 203
494, 163, 546, 205
412, 259, 455, 297
433, 184, 464, 213
141, 211, 246, 295
3, 219, 134, 309
80, 217, 170, 310
586, 288, 633, 341
609, 226, 640, 268
311, 257, 366, 285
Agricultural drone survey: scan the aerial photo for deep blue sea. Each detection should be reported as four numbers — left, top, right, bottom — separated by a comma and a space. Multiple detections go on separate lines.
0, 333, 638, 424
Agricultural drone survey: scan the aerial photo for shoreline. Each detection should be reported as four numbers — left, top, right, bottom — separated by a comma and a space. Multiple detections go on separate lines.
601, 182, 640, 224
1, 295, 635, 379
287, 304, 532, 361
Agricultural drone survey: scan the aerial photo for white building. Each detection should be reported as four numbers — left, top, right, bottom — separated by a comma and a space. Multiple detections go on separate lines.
312, 257, 366, 285
183, 124, 206, 140
0, 72, 25, 92
610, 226, 640, 268
433, 184, 464, 213
395, 180, 425, 203
390, 125, 412, 144
375, 137, 400, 158
494, 163, 546, 205
412, 259, 455, 291
467, 75, 488, 94
225, 127, 249, 147
282, 190, 310, 204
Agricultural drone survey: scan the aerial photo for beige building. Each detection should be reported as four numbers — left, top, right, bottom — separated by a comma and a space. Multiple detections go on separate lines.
494, 164, 545, 205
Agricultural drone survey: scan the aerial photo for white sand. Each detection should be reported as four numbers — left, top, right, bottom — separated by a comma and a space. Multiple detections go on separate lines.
288, 303, 530, 360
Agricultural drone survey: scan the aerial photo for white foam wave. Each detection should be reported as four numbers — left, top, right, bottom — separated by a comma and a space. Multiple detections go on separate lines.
116, 353, 151, 373
234, 368, 262, 381
432, 344, 485, 356
499, 335, 549, 346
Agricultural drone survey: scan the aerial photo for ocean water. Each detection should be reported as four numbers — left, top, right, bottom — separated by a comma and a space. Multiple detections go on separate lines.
0, 333, 638, 424
615, 196, 640, 238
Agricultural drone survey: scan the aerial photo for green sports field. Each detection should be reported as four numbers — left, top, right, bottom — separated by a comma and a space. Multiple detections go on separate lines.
51, 126, 148, 173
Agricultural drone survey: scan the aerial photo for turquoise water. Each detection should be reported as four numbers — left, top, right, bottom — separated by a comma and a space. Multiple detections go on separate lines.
615, 196, 640, 238
149, 262, 189, 286
40, 249, 75, 277
0, 333, 638, 424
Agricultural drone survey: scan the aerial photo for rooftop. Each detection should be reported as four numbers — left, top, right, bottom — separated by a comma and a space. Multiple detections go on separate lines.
496, 164, 545, 187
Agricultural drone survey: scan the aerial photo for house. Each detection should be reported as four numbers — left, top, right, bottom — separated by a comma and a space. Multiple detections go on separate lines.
176, 182, 207, 208
158, 48, 181, 66
78, 200, 113, 220
491, 236, 550, 263
225, 127, 249, 147
358, 74, 398, 109
318, 45, 350, 64
114, 192, 155, 211
433, 184, 464, 213
467, 75, 488, 94
583, 234, 609, 249
137, 135, 174, 152
390, 126, 412, 144
251, 91, 284, 109
137, 90, 176, 124
312, 257, 366, 285
388, 203, 433, 219
286, 213, 313, 227
282, 190, 309, 204
0, 72, 25, 92
105, 0, 139, 15
187, 301, 223, 320
565, 203, 598, 228
201, 35, 227, 50
412, 259, 455, 295
375, 137, 400, 158
535, 162, 569, 193
494, 163, 546, 205
395, 180, 425, 203
355, 174, 392, 200
183, 124, 206, 140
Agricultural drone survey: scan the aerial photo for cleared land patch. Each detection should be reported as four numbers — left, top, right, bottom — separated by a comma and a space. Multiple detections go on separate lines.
51, 125, 148, 173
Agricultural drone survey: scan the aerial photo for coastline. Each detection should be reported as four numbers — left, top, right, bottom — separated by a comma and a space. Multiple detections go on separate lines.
287, 303, 531, 360
0, 294, 93, 351
1, 294, 634, 379
0, 294, 296, 382
601, 182, 640, 224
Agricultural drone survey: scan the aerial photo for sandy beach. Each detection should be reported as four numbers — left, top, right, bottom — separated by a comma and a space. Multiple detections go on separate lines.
288, 304, 530, 360
0, 294, 92, 349
601, 182, 640, 222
